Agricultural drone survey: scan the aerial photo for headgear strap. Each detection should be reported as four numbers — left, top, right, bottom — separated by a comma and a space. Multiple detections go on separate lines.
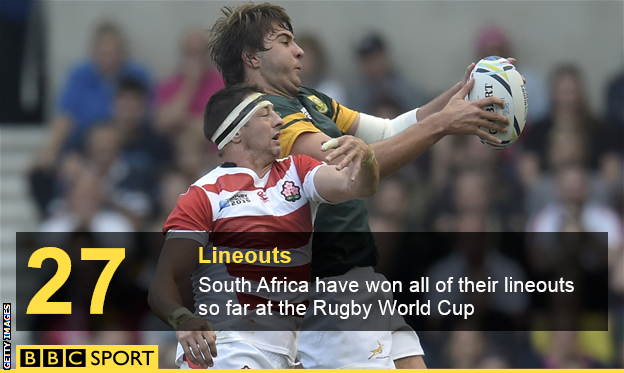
211, 92, 272, 150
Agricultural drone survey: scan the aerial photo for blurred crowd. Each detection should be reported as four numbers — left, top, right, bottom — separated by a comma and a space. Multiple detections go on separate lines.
24, 20, 623, 368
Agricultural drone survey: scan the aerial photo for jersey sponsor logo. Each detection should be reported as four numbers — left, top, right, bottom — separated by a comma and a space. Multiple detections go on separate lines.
281, 181, 301, 202
219, 193, 251, 211
300, 107, 313, 120
257, 191, 269, 203
368, 341, 384, 360
307, 95, 328, 114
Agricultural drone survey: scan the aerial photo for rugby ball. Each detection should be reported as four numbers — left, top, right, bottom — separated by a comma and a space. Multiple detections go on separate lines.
466, 56, 528, 149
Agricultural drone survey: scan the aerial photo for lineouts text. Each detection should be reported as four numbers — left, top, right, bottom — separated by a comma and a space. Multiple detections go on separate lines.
198, 246, 291, 264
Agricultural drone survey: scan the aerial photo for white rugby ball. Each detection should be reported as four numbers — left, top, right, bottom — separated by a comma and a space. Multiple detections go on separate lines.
466, 56, 528, 149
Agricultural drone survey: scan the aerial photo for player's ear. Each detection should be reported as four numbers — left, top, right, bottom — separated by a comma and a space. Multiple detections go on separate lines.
242, 48, 260, 68
230, 131, 243, 145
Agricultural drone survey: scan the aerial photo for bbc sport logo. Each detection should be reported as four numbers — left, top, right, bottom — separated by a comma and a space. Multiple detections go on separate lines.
16, 345, 157, 370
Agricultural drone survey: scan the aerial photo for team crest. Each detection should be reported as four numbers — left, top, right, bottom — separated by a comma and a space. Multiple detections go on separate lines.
281, 181, 301, 202
368, 341, 384, 360
308, 95, 328, 114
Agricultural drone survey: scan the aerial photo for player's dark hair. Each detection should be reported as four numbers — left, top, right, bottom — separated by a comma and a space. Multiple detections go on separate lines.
117, 77, 147, 97
203, 83, 265, 144
210, 2, 293, 86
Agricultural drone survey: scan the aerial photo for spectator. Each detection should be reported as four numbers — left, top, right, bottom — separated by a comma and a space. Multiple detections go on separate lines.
113, 77, 173, 170
39, 169, 134, 233
606, 70, 624, 128
297, 33, 347, 104
81, 125, 158, 227
427, 213, 529, 331
541, 331, 603, 368
33, 20, 151, 169
30, 80, 166, 219
519, 65, 605, 188
347, 31, 427, 112
527, 165, 622, 253
155, 28, 224, 136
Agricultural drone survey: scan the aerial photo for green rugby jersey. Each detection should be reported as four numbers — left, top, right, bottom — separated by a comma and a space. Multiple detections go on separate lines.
267, 86, 378, 278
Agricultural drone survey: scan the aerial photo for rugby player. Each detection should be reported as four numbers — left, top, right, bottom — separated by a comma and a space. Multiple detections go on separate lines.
209, 3, 510, 369
148, 83, 379, 369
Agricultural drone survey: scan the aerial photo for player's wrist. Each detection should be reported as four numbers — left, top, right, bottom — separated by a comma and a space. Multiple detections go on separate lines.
362, 143, 376, 167
168, 307, 199, 329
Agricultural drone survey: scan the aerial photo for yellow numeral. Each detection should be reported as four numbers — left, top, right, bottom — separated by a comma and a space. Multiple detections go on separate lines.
27, 247, 72, 314
81, 248, 125, 314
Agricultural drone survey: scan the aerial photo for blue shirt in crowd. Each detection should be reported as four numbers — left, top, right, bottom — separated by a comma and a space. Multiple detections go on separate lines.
57, 60, 151, 151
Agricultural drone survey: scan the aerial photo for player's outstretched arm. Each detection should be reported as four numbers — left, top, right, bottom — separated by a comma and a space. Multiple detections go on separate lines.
148, 238, 217, 368
365, 79, 509, 178
313, 135, 379, 204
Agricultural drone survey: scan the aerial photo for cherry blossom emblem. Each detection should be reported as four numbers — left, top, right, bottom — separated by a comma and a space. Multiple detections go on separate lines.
281, 181, 301, 202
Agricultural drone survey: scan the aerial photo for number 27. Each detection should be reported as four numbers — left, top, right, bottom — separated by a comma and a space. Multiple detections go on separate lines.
27, 247, 125, 315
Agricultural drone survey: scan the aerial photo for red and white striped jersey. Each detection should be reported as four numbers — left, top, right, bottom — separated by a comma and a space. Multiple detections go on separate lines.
163, 155, 327, 360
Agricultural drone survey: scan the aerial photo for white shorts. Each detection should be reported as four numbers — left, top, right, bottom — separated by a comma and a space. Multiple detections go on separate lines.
177, 340, 295, 369
297, 267, 424, 369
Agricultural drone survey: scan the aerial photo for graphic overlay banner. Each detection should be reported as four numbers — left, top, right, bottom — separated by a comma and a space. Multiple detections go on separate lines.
14, 232, 609, 332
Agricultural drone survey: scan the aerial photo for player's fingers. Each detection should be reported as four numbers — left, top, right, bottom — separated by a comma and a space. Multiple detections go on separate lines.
325, 137, 356, 162
473, 96, 505, 109
478, 111, 509, 130
194, 337, 212, 367
203, 331, 218, 357
182, 343, 200, 367
350, 155, 362, 182
320, 138, 339, 152
455, 78, 475, 99
477, 118, 508, 134
325, 144, 350, 162
521, 74, 527, 84
462, 63, 475, 85
506, 57, 517, 65
475, 128, 503, 144
336, 151, 357, 171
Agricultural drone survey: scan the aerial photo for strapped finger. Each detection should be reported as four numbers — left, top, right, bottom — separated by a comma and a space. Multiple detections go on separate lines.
321, 138, 339, 152
325, 143, 351, 162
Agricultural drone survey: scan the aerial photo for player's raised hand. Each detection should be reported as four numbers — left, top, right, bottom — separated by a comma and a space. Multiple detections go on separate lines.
176, 318, 217, 368
438, 79, 509, 144
461, 62, 476, 87
321, 135, 373, 181
504, 57, 527, 84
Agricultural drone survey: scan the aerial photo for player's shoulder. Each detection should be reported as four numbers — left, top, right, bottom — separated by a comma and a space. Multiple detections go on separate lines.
186, 165, 246, 195
275, 154, 323, 175
264, 92, 301, 114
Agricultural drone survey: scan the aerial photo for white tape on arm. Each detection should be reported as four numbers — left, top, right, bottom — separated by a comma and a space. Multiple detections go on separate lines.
354, 108, 419, 143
